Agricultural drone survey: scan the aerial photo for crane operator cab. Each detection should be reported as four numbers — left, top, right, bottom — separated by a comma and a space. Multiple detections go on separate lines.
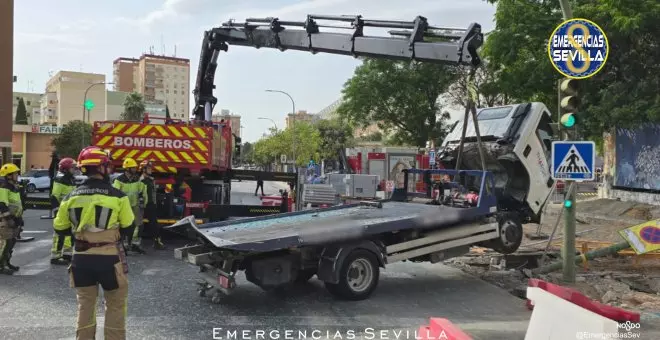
438, 102, 556, 223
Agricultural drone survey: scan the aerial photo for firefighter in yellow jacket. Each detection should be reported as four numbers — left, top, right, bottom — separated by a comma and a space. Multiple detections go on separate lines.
54, 146, 134, 340
50, 157, 78, 265
0, 163, 22, 275
112, 158, 147, 254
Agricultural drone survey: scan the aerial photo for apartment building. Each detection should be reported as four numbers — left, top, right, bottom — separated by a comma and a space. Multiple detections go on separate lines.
12, 92, 42, 124
285, 110, 320, 129
106, 91, 129, 121
113, 54, 190, 119
212, 109, 241, 138
43, 71, 108, 125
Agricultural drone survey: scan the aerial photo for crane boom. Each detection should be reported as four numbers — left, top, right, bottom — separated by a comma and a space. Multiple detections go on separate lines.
192, 14, 484, 121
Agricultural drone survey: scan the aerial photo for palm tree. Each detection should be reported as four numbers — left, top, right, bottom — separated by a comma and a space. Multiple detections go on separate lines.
121, 92, 145, 121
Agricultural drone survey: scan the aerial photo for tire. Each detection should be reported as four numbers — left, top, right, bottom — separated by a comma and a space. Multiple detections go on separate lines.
295, 269, 316, 283
26, 184, 37, 193
489, 213, 523, 254
324, 249, 380, 301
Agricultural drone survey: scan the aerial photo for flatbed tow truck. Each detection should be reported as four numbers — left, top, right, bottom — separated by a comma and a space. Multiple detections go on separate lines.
170, 14, 557, 302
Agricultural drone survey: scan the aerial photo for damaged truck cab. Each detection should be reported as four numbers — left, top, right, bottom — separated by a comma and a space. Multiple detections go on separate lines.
439, 102, 556, 223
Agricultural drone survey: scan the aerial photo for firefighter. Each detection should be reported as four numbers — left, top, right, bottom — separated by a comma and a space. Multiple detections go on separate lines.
0, 163, 22, 274
139, 160, 165, 250
50, 157, 78, 265
54, 146, 134, 340
113, 158, 146, 254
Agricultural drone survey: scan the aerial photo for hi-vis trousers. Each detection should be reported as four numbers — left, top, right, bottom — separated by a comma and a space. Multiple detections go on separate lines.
51, 233, 73, 259
131, 205, 143, 246
69, 255, 128, 340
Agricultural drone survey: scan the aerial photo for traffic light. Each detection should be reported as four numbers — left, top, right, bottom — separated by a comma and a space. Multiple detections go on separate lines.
234, 137, 242, 155
564, 198, 573, 208
559, 78, 579, 129
84, 99, 95, 111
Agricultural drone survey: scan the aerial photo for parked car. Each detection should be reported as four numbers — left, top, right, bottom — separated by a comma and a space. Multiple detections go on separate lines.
18, 169, 51, 193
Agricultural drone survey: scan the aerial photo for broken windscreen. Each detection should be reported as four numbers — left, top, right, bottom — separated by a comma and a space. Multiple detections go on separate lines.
477, 106, 513, 121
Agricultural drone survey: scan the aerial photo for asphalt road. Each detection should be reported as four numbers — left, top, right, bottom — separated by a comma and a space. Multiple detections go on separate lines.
1, 181, 533, 340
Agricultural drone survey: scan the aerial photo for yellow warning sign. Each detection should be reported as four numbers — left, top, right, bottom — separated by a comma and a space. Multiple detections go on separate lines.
618, 218, 660, 255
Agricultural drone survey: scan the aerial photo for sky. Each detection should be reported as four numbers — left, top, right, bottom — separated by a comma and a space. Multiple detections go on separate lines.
13, 0, 496, 142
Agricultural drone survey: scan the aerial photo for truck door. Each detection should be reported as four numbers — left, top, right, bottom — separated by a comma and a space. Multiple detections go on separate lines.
512, 106, 554, 217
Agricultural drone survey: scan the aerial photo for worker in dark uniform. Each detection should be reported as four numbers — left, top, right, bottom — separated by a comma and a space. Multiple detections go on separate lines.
255, 174, 265, 196
50, 157, 78, 265
54, 146, 134, 340
139, 160, 165, 250
0, 163, 22, 274
113, 158, 146, 254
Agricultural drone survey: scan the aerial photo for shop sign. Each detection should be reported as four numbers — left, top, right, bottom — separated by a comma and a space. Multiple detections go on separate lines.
31, 125, 62, 134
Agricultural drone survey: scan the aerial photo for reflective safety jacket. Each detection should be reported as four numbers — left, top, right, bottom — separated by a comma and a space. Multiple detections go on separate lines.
51, 173, 76, 205
54, 178, 134, 256
112, 173, 145, 207
140, 175, 157, 206
0, 178, 23, 218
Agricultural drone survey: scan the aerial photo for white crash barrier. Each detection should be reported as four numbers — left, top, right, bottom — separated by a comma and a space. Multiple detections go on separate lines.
525, 287, 619, 340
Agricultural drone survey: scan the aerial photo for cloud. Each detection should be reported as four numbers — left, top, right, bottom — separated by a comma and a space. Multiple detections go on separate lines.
16, 32, 85, 47
117, 0, 213, 32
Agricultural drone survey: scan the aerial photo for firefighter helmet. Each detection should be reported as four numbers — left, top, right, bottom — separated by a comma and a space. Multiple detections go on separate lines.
58, 158, 77, 172
0, 163, 20, 177
122, 158, 138, 169
139, 160, 153, 172
77, 146, 111, 170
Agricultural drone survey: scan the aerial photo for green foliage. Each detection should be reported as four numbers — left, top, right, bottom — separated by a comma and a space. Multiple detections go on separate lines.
483, 0, 660, 138
252, 122, 322, 167
336, 59, 458, 148
358, 131, 383, 142
15, 98, 28, 125
242, 142, 253, 163
121, 92, 145, 121
316, 119, 355, 161
51, 120, 93, 158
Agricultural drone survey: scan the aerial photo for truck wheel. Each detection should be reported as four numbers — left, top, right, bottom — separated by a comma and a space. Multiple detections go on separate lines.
26, 184, 36, 193
324, 249, 379, 301
295, 269, 316, 283
490, 214, 523, 254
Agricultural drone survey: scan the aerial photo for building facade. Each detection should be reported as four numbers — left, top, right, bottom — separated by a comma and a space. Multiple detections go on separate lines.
44, 71, 108, 125
12, 92, 42, 125
105, 91, 129, 121
12, 124, 58, 173
113, 54, 190, 119
212, 109, 241, 138
285, 110, 319, 129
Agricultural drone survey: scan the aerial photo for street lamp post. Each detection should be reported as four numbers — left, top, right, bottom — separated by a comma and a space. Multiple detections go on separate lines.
265, 89, 296, 167
258, 117, 278, 132
81, 81, 112, 147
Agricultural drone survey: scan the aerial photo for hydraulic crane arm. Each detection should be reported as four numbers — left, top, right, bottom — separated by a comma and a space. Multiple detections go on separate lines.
192, 14, 484, 121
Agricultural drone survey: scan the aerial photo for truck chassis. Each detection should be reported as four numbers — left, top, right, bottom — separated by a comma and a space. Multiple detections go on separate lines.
170, 169, 523, 303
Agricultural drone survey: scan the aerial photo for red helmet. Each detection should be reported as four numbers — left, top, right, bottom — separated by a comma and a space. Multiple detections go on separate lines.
77, 146, 111, 170
58, 158, 77, 172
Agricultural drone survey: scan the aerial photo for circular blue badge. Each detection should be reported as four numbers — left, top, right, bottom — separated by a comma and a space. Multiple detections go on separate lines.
547, 18, 609, 79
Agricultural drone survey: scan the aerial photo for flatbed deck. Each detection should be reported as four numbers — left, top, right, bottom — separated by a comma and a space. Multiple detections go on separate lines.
170, 201, 478, 252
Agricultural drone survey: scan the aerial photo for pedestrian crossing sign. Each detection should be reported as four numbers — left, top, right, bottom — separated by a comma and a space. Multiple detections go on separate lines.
551, 141, 595, 181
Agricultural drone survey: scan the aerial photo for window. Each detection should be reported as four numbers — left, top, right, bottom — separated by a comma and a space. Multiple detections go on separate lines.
536, 112, 554, 153
27, 101, 31, 105
174, 90, 177, 94
166, 89, 169, 94
477, 106, 512, 121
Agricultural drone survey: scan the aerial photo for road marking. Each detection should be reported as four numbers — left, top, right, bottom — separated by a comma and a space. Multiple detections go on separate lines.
21, 230, 49, 234
13, 255, 53, 276
13, 239, 51, 257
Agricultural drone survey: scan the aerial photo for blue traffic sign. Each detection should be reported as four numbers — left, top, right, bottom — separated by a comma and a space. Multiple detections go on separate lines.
429, 150, 436, 165
551, 141, 595, 181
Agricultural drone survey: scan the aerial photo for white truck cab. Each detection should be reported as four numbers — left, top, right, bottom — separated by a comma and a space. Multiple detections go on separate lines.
439, 102, 556, 222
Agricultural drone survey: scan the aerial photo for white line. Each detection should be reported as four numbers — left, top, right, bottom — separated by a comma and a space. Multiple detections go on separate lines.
21, 231, 49, 234
13, 239, 51, 257
13, 255, 53, 276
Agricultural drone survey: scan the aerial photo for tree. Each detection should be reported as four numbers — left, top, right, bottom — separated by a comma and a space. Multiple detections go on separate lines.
251, 122, 322, 167
444, 63, 510, 109
121, 92, 145, 121
483, 0, 660, 138
316, 119, 355, 161
358, 131, 384, 142
165, 105, 172, 120
242, 142, 253, 164
15, 97, 28, 125
336, 59, 458, 148
51, 120, 93, 158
